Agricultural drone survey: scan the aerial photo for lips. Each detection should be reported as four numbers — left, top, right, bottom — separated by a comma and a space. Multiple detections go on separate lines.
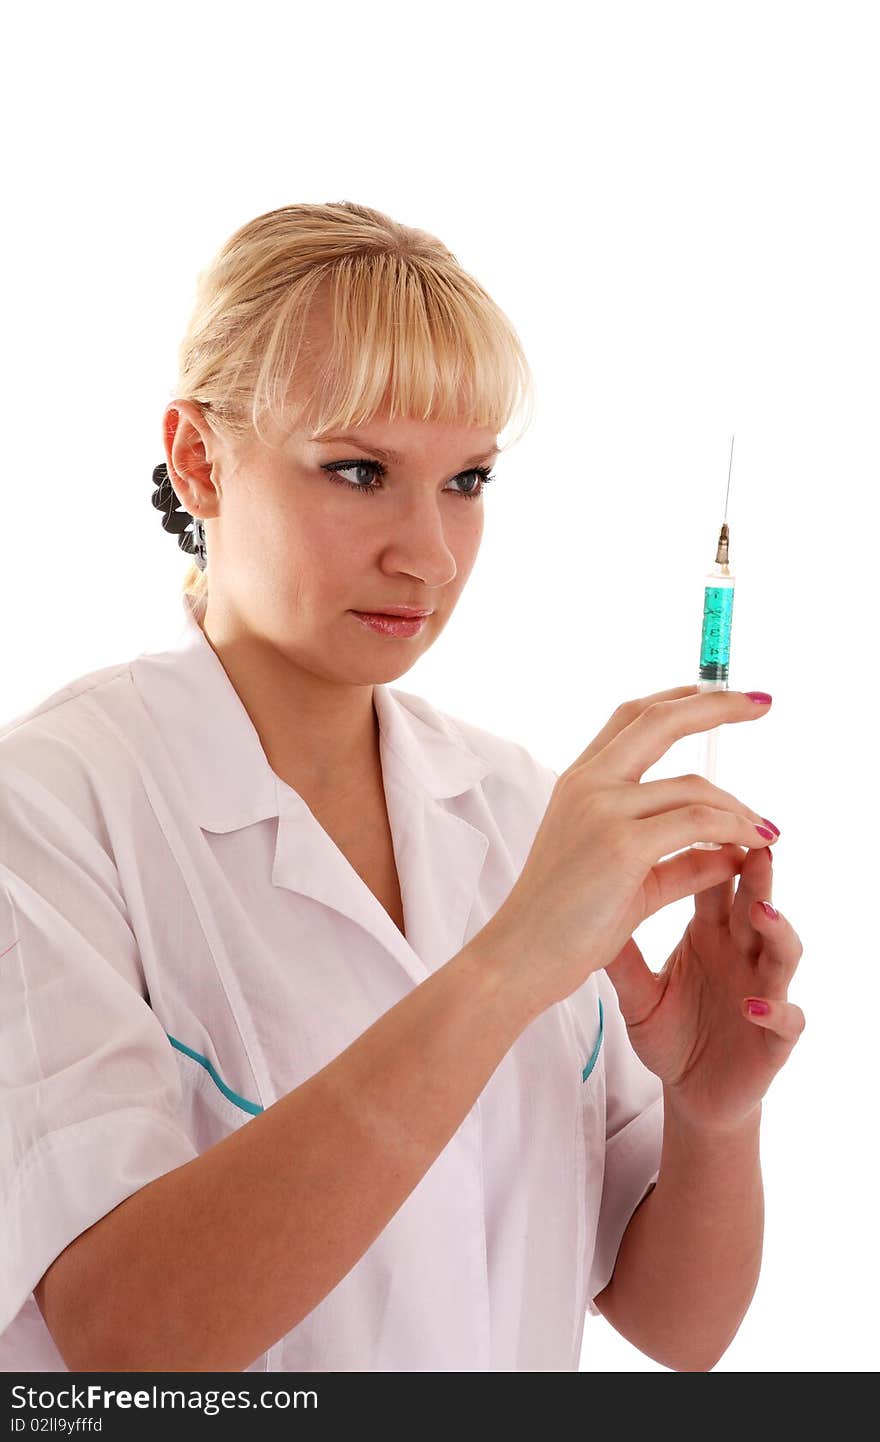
356, 607, 433, 618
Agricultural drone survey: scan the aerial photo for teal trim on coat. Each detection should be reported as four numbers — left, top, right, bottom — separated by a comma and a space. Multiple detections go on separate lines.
582, 997, 605, 1083
167, 1034, 264, 1116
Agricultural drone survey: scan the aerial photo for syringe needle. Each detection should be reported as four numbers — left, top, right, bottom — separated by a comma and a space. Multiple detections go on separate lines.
723, 434, 735, 523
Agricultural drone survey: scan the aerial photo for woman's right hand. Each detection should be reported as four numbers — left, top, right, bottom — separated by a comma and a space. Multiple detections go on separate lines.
486, 685, 776, 1016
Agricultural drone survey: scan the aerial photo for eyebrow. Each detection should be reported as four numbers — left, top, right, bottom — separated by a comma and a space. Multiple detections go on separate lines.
310, 433, 500, 467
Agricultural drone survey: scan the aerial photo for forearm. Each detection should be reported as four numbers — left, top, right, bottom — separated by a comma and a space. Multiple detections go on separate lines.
594, 1089, 764, 1372
53, 927, 537, 1372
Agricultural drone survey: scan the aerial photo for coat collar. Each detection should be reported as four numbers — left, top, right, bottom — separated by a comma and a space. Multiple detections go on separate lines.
131, 592, 493, 836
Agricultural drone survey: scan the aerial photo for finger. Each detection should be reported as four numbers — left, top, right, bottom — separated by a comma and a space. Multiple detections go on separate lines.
748, 894, 804, 987
572, 684, 702, 768
635, 802, 776, 872
642, 843, 745, 921
728, 844, 775, 955
692, 843, 749, 926
583, 689, 773, 785
627, 774, 773, 836
742, 996, 806, 1052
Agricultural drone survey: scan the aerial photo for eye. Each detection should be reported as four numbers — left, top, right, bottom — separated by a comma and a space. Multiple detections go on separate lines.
321, 459, 497, 501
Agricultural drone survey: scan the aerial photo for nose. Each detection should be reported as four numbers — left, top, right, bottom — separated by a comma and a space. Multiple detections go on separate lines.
378, 496, 470, 587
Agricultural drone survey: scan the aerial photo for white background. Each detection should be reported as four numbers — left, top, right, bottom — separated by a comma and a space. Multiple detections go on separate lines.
2, 1, 877, 1372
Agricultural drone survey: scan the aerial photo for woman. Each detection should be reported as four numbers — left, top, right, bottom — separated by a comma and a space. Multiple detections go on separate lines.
0, 201, 804, 1373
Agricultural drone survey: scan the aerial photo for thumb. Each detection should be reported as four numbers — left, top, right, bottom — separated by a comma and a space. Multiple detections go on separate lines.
604, 935, 659, 1026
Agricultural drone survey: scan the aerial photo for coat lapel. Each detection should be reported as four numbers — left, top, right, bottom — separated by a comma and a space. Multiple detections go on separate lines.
270, 683, 492, 987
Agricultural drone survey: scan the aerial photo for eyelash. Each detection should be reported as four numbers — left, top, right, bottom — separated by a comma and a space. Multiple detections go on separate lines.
321, 458, 496, 501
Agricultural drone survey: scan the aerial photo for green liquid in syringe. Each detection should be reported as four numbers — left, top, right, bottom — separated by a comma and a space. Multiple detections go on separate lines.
699, 585, 734, 682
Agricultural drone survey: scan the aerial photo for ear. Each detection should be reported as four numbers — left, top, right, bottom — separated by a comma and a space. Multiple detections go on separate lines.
163, 401, 217, 515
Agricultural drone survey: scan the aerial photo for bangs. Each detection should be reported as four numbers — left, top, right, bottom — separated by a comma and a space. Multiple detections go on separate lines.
245, 252, 535, 453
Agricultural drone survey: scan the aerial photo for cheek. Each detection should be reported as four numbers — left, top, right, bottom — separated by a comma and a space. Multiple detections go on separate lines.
276, 518, 362, 603
454, 513, 484, 570
274, 504, 342, 567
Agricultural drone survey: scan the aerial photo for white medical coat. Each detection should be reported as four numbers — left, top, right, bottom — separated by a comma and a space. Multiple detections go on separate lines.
0, 592, 663, 1372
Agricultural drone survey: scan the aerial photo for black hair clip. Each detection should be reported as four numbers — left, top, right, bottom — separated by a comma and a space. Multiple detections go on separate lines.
151, 462, 207, 571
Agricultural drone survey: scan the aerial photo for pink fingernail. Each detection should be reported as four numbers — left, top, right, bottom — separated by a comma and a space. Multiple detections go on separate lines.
761, 817, 780, 836
759, 900, 779, 919
755, 825, 775, 840
745, 692, 773, 704
746, 998, 770, 1016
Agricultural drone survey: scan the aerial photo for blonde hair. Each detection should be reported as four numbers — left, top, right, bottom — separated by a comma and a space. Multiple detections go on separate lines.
169, 201, 537, 614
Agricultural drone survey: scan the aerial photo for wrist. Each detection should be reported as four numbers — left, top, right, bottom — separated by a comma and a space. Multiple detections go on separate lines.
457, 918, 548, 1034
662, 1085, 763, 1145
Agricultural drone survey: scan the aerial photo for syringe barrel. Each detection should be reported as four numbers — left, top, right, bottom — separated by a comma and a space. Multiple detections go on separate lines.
693, 569, 736, 850
698, 569, 736, 681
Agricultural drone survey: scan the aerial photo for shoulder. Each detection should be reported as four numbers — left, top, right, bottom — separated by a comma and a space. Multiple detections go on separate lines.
0, 657, 142, 831
0, 653, 135, 746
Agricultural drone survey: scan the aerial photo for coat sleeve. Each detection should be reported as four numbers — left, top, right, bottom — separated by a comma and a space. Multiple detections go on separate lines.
0, 749, 198, 1337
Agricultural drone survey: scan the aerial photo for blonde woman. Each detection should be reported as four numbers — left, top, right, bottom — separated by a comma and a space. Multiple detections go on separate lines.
0, 202, 803, 1373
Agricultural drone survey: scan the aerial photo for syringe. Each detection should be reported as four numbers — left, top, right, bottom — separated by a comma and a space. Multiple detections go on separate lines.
693, 436, 736, 851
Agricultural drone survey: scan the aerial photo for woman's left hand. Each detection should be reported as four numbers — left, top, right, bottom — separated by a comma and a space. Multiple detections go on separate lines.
605, 843, 805, 1132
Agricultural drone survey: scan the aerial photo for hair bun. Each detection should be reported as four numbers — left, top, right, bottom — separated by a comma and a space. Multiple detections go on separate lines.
151, 462, 207, 569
